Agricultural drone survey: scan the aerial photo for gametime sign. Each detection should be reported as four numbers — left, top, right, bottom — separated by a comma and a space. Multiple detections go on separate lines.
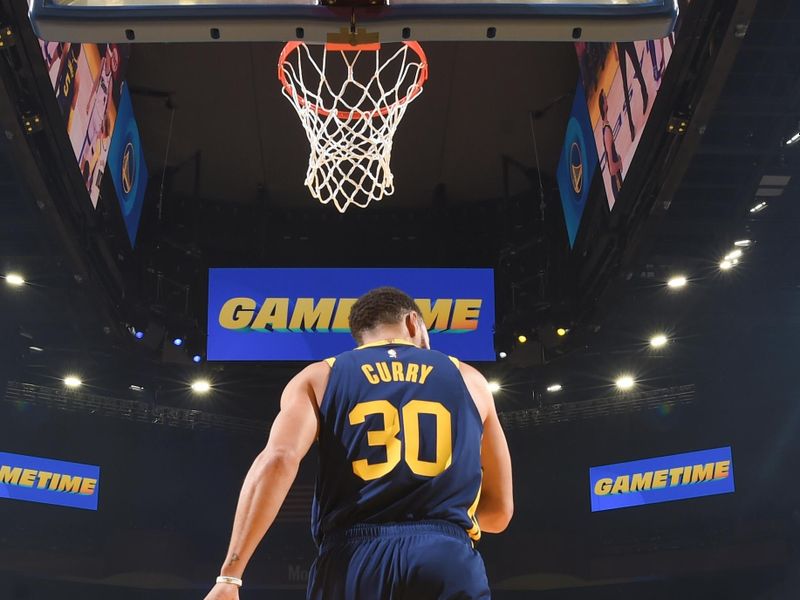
0, 452, 100, 511
207, 268, 495, 361
589, 447, 734, 512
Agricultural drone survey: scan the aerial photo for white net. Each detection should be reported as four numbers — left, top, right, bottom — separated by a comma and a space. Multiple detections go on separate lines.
278, 41, 428, 213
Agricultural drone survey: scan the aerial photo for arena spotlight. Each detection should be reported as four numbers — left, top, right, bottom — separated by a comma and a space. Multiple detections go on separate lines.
556, 328, 568, 337
786, 131, 800, 146
734, 239, 752, 247
667, 275, 687, 289
517, 335, 528, 344
615, 375, 635, 391
546, 383, 563, 393
134, 330, 145, 340
192, 354, 203, 364
487, 381, 501, 393
191, 379, 211, 394
28, 346, 44, 352
749, 201, 767, 214
650, 334, 668, 348
172, 337, 184, 347
63, 375, 82, 388
129, 384, 144, 392
5, 272, 25, 286
725, 249, 743, 261
720, 259, 734, 271
498, 351, 507, 359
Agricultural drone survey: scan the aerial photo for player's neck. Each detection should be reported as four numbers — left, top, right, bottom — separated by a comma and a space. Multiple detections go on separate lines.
360, 327, 413, 347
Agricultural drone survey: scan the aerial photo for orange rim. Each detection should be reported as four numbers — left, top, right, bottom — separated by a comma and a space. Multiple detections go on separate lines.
277, 41, 429, 121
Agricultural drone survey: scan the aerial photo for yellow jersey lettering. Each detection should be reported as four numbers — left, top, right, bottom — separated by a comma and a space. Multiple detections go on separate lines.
391, 361, 405, 382
361, 364, 380, 385
376, 362, 392, 383
405, 363, 419, 383
419, 365, 434, 384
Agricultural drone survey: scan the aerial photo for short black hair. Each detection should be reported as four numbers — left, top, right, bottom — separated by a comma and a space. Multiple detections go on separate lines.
349, 287, 422, 345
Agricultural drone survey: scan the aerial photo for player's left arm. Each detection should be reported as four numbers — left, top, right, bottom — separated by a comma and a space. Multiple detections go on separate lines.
204, 361, 328, 600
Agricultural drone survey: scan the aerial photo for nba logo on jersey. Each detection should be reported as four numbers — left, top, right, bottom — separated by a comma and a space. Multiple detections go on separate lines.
388, 349, 397, 358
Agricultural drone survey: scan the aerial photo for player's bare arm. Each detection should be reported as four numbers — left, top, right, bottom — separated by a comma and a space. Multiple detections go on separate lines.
203, 361, 329, 600
459, 361, 514, 533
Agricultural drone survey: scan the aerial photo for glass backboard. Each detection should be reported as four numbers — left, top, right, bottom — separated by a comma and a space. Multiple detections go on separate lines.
30, 0, 678, 44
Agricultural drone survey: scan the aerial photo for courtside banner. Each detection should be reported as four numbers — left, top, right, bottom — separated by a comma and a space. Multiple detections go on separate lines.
0, 452, 100, 511
590, 447, 734, 512
208, 268, 495, 361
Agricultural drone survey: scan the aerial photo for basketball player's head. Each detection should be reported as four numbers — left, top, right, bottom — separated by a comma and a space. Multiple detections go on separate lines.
349, 287, 429, 349
598, 89, 608, 119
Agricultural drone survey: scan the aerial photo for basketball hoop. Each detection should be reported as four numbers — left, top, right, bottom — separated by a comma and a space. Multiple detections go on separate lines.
278, 38, 428, 212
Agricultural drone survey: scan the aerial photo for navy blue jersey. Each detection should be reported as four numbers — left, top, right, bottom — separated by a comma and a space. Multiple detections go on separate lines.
311, 339, 483, 547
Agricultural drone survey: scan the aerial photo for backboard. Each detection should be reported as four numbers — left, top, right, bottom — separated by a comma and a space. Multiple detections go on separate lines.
30, 0, 678, 44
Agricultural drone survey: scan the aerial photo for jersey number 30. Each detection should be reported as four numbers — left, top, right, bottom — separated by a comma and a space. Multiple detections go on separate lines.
348, 400, 452, 481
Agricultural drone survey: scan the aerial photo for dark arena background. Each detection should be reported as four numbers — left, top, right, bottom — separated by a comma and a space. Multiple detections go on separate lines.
2, 0, 800, 598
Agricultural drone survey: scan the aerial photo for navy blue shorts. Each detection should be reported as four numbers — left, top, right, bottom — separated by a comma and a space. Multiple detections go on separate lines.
307, 520, 491, 600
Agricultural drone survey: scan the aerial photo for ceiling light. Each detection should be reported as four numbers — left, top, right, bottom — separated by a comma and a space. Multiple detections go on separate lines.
487, 381, 501, 393
749, 201, 767, 213
129, 384, 144, 392
28, 346, 44, 352
172, 337, 184, 347
498, 351, 507, 359
546, 384, 563, 393
5, 273, 25, 286
667, 275, 687, 289
556, 328, 568, 337
63, 376, 82, 388
786, 132, 800, 146
615, 375, 635, 391
650, 334, 668, 348
134, 330, 145, 340
734, 239, 752, 247
517, 335, 527, 344
192, 354, 203, 364
725, 249, 743, 261
720, 259, 734, 271
191, 379, 211, 394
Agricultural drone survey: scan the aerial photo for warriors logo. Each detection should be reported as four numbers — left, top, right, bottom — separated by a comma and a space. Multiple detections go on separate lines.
569, 140, 583, 196
121, 141, 135, 195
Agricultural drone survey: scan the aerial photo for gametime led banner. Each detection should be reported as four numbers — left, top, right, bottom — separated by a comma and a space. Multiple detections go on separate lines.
590, 447, 734, 512
0, 452, 100, 511
207, 268, 495, 361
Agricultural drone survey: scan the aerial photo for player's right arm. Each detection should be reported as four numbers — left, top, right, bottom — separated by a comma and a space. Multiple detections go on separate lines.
460, 362, 514, 533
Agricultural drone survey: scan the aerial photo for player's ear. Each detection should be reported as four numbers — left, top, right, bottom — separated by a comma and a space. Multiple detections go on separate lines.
404, 311, 418, 339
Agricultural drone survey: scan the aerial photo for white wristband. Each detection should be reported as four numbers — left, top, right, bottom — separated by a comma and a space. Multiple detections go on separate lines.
216, 575, 243, 588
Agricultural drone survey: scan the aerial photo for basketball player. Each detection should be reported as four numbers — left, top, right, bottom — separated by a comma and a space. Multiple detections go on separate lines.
204, 287, 513, 600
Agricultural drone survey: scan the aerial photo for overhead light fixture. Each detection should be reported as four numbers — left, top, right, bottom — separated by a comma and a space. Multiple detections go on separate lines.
498, 351, 507, 359
734, 239, 752, 247
556, 328, 568, 337
63, 376, 82, 388
749, 201, 767, 214
650, 334, 668, 348
28, 346, 44, 352
487, 380, 501, 393
724, 249, 743, 261
191, 379, 211, 394
5, 273, 25, 286
615, 375, 635, 391
786, 132, 800, 146
172, 337, 184, 347
546, 383, 563, 393
517, 335, 527, 344
192, 354, 203, 364
134, 330, 145, 340
667, 275, 687, 289
129, 384, 145, 392
720, 259, 734, 271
